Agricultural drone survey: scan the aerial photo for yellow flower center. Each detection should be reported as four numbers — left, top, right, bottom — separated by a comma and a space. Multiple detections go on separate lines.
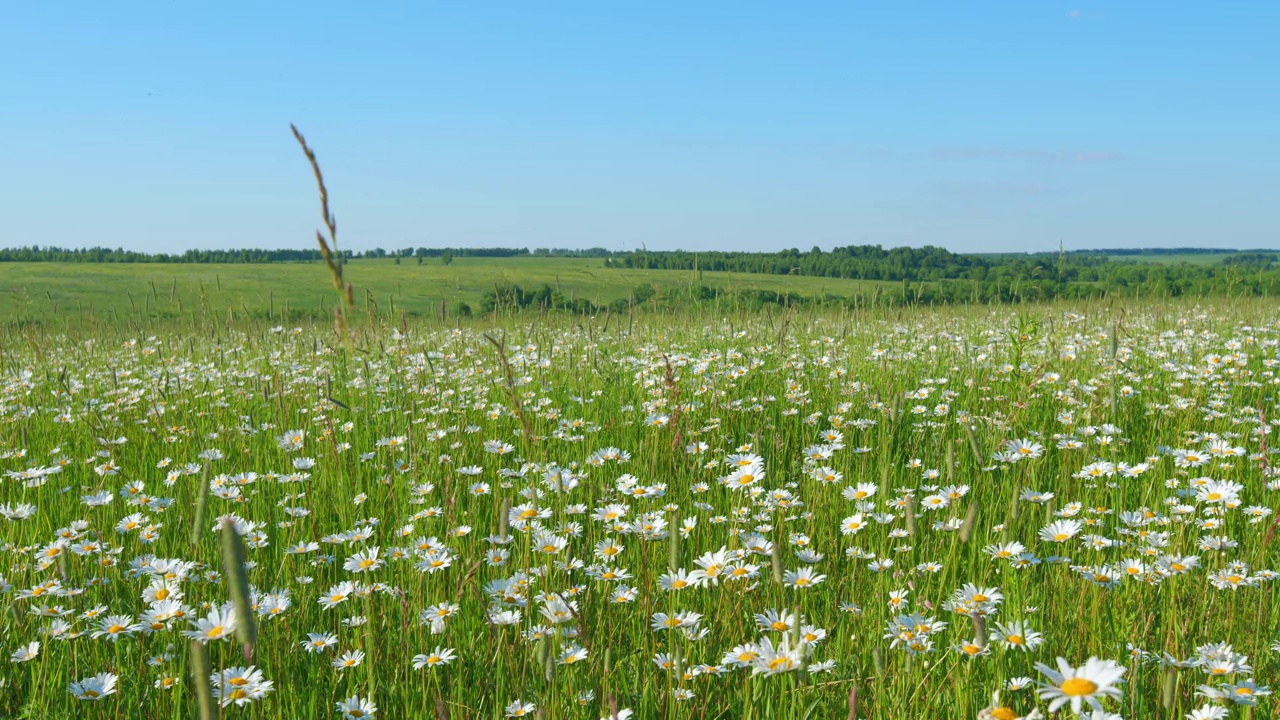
1059, 678, 1099, 696
991, 708, 1018, 720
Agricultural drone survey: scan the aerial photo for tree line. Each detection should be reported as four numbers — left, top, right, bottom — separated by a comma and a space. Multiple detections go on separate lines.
0, 246, 614, 263
607, 245, 1279, 281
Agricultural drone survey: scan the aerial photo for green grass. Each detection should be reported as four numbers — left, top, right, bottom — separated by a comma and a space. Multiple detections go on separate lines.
0, 298, 1277, 719
0, 258, 888, 324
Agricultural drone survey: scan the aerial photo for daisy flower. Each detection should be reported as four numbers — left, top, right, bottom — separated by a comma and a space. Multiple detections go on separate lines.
1034, 656, 1126, 713
69, 672, 118, 701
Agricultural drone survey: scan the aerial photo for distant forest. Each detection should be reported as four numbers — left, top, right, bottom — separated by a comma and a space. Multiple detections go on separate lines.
0, 246, 601, 263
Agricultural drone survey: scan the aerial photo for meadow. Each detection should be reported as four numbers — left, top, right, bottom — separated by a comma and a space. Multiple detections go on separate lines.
0, 258, 888, 327
0, 296, 1278, 719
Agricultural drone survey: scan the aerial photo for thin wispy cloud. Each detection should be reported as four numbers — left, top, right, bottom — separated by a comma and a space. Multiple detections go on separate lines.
933, 148, 1124, 163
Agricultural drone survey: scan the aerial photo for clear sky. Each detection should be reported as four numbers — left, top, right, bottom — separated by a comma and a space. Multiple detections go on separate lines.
2, 2, 1276, 254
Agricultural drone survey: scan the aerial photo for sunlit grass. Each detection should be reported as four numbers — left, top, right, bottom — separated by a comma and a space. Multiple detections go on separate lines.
0, 300, 1277, 719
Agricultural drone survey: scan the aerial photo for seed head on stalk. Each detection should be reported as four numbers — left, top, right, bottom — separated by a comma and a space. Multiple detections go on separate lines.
190, 464, 210, 546
189, 640, 215, 720
221, 518, 258, 659
290, 123, 355, 351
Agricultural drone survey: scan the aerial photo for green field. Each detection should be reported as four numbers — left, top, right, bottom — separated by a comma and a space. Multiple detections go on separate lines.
1, 276, 1278, 719
0, 258, 888, 325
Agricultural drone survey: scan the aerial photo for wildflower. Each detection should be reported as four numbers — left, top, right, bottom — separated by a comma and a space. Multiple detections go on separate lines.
840, 514, 866, 535
92, 615, 138, 642
10, 641, 38, 662
278, 430, 305, 451
319, 581, 356, 609
782, 567, 827, 588
978, 691, 1043, 719
1186, 707, 1228, 720
333, 650, 365, 670
1039, 519, 1082, 543
659, 568, 702, 591
505, 699, 536, 717
212, 666, 273, 707
301, 632, 339, 653
183, 605, 237, 643
1035, 657, 1126, 713
69, 672, 118, 701
336, 696, 378, 718
344, 547, 384, 574
991, 621, 1044, 651
412, 647, 457, 669
751, 636, 804, 675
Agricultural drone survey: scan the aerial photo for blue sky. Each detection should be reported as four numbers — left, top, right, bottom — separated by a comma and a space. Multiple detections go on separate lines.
2, 2, 1276, 254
